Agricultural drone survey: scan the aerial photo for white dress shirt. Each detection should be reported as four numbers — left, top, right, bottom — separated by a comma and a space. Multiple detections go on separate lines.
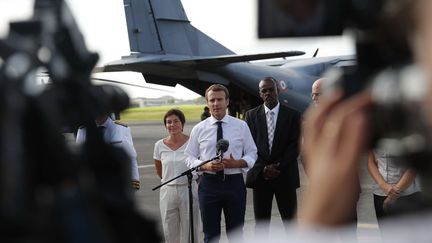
373, 149, 421, 196
184, 115, 257, 174
76, 118, 140, 181
263, 102, 280, 121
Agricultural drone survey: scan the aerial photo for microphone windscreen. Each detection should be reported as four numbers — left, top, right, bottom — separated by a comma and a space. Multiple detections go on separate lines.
216, 139, 229, 152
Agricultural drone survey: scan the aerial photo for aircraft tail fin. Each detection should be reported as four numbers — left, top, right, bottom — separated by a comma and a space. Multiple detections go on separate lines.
123, 0, 235, 56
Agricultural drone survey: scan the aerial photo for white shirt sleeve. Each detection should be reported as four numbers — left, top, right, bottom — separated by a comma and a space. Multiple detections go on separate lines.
153, 140, 161, 160
239, 121, 257, 172
122, 127, 139, 181
184, 125, 204, 169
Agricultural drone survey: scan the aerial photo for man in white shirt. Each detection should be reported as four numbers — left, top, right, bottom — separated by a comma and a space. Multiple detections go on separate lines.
76, 114, 140, 190
185, 84, 257, 243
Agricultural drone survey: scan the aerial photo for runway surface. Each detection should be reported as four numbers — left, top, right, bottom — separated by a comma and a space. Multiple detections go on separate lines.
128, 121, 381, 242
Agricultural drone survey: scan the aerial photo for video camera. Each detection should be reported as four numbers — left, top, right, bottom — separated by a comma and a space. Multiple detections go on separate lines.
259, 0, 432, 198
0, 0, 159, 242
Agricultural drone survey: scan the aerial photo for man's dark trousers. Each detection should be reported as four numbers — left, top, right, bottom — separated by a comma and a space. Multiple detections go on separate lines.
199, 173, 246, 243
253, 181, 297, 231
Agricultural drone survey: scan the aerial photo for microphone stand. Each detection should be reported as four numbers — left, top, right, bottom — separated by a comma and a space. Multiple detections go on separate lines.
152, 154, 221, 243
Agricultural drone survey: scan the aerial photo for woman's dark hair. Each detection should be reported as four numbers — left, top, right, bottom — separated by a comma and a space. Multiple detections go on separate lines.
163, 108, 186, 128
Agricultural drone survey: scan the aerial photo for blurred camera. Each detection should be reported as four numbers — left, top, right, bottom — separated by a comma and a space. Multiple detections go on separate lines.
258, 0, 432, 167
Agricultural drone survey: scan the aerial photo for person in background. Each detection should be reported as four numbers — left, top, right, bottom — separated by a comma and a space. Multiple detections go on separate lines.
299, 77, 326, 174
308, 77, 361, 230
153, 109, 201, 243
76, 113, 140, 190
367, 149, 421, 226
201, 106, 211, 121
311, 78, 325, 106
185, 84, 257, 243
244, 77, 301, 234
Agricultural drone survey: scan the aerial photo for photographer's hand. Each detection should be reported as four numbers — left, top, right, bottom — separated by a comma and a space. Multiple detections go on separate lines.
300, 91, 371, 226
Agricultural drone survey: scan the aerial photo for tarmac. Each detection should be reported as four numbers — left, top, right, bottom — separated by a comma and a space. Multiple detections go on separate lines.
129, 121, 382, 243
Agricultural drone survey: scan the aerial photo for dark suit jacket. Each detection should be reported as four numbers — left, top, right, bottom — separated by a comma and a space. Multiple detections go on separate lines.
244, 104, 301, 190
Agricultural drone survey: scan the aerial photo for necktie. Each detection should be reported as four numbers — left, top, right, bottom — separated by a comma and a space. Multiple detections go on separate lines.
267, 111, 275, 153
216, 121, 224, 179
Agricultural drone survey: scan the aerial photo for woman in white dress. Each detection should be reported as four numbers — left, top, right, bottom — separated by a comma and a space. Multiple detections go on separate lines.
153, 109, 201, 243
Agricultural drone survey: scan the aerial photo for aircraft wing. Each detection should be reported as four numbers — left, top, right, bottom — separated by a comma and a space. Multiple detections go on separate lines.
99, 51, 305, 72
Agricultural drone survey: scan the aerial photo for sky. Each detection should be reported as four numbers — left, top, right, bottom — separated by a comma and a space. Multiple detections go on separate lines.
0, 0, 354, 99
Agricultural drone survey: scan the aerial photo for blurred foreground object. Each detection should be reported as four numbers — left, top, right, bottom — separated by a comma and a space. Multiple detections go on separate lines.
0, 0, 159, 242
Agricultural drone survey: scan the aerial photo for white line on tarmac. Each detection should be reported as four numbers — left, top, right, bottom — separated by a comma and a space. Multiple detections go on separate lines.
138, 165, 155, 169
358, 223, 379, 229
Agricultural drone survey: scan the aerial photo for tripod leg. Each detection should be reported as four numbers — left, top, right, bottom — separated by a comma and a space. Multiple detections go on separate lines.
187, 172, 195, 243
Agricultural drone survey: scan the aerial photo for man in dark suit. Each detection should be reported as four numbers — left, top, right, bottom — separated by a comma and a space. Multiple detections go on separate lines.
245, 77, 301, 233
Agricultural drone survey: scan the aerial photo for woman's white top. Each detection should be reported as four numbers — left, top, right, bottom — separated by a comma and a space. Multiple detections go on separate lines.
153, 138, 197, 185
373, 149, 421, 196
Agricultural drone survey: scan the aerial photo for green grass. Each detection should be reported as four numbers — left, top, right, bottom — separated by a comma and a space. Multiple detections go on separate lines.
120, 104, 206, 122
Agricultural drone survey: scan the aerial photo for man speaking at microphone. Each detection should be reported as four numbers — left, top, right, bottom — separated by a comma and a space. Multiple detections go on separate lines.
185, 84, 257, 243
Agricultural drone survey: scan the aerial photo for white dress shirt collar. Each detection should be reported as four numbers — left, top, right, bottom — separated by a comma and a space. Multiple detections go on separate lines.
264, 102, 280, 119
209, 114, 230, 125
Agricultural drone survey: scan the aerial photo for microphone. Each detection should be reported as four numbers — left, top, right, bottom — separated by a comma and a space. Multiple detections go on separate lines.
216, 139, 229, 158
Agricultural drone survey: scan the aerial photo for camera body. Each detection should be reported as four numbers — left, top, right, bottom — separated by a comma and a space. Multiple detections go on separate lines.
259, 0, 432, 173
0, 1, 160, 241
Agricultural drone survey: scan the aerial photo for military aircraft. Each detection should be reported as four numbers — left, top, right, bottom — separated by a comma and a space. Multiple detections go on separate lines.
101, 0, 355, 114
